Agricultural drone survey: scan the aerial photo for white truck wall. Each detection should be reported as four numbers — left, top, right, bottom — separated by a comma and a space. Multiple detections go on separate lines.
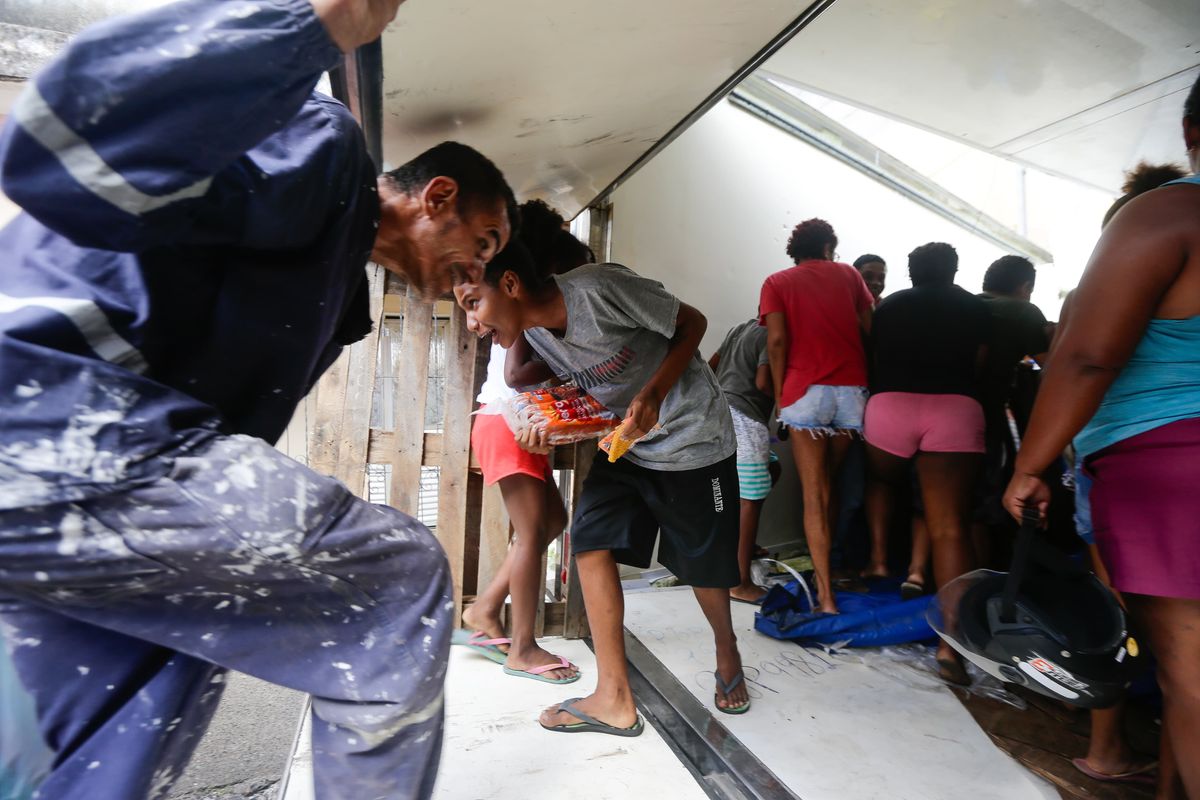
607, 99, 1017, 550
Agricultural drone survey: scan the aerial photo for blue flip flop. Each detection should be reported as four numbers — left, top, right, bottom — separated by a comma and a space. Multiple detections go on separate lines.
714, 670, 751, 715
450, 629, 510, 665
540, 698, 644, 737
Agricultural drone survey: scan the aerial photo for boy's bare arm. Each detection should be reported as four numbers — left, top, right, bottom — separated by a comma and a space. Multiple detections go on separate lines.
504, 333, 556, 388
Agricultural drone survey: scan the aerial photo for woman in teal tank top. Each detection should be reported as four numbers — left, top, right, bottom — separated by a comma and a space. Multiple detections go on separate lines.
1004, 75, 1200, 796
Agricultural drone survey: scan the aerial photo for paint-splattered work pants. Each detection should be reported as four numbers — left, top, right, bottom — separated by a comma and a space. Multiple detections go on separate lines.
0, 434, 454, 800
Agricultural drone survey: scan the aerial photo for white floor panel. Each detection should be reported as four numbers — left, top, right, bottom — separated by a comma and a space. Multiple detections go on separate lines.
282, 637, 710, 800
623, 587, 1058, 800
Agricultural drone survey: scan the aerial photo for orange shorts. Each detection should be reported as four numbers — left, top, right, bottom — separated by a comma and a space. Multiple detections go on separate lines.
471, 407, 552, 486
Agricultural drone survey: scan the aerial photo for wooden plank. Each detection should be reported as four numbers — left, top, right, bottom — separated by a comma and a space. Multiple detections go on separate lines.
435, 301, 479, 613
307, 265, 385, 496
542, 600, 566, 635
462, 470, 483, 600
389, 285, 433, 513
563, 440, 596, 639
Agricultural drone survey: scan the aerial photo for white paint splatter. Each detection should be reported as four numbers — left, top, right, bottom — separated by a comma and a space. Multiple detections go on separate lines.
332, 662, 352, 670
223, 460, 257, 491
226, 3, 260, 19
87, 761, 100, 770
77, 665, 90, 675
15, 382, 42, 398
57, 512, 85, 556
420, 616, 438, 628
34, 571, 48, 582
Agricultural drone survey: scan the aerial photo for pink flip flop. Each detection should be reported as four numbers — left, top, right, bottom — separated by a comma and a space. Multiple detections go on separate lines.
451, 629, 510, 665
1071, 757, 1157, 786
503, 655, 581, 684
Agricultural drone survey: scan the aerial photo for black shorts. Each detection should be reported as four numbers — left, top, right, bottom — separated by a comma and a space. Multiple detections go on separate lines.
570, 452, 740, 588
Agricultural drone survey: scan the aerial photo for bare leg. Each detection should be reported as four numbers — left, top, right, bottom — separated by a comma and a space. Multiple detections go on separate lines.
1080, 701, 1156, 777
539, 550, 638, 729
915, 451, 980, 682
908, 515, 930, 587
463, 474, 573, 679
731, 499, 767, 603
790, 432, 838, 613
1124, 594, 1200, 796
694, 587, 750, 710
863, 444, 908, 579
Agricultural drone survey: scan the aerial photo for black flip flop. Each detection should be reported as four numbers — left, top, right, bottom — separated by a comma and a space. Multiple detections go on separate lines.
540, 698, 644, 737
714, 670, 751, 715
900, 580, 925, 600
730, 594, 765, 606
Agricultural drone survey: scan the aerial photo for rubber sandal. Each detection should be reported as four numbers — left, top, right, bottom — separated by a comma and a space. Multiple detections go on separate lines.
451, 629, 510, 665
730, 594, 766, 607
540, 698, 644, 737
900, 580, 925, 600
1071, 757, 1157, 785
714, 670, 751, 715
503, 655, 581, 684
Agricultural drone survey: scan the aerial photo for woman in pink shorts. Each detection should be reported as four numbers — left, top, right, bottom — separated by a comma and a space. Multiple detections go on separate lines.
863, 243, 990, 684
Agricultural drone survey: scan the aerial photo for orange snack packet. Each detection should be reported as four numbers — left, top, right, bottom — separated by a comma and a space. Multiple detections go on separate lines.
500, 385, 619, 445
598, 420, 658, 462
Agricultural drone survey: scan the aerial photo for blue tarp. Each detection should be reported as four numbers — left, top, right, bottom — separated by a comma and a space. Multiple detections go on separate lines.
1, 638, 51, 800
755, 578, 937, 647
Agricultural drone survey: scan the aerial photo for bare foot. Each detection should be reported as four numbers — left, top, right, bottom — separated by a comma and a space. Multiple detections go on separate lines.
1076, 754, 1156, 779
539, 691, 637, 730
714, 643, 749, 711
936, 642, 970, 686
505, 642, 579, 681
461, 604, 508, 654
729, 583, 767, 604
860, 563, 889, 579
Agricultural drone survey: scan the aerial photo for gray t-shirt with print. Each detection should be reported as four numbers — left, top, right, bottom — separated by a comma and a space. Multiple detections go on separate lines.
524, 263, 735, 471
714, 319, 773, 425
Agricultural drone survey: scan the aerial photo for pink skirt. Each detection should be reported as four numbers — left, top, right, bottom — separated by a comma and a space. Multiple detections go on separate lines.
1087, 417, 1200, 600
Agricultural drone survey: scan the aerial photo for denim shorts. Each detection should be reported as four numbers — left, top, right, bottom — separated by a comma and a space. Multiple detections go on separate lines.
779, 384, 868, 434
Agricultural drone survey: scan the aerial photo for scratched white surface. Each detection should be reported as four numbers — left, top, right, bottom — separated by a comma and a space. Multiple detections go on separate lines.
623, 587, 1059, 800
283, 637, 709, 800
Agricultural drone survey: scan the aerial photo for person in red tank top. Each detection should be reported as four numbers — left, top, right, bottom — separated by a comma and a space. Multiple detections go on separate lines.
760, 219, 873, 614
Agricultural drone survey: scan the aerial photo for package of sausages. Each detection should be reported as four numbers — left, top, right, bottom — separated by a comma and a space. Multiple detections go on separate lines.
499, 385, 620, 445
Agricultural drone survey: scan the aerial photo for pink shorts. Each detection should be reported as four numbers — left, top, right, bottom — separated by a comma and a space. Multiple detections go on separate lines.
864, 392, 985, 458
1088, 417, 1200, 600
471, 407, 552, 486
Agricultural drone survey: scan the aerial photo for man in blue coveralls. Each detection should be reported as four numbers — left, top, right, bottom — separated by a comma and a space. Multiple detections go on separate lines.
0, 1, 518, 798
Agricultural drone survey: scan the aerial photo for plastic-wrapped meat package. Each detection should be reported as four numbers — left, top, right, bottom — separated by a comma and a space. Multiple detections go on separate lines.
499, 385, 619, 445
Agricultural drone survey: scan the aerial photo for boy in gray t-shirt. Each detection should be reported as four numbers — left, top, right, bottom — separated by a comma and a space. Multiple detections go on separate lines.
709, 319, 777, 605
455, 254, 750, 735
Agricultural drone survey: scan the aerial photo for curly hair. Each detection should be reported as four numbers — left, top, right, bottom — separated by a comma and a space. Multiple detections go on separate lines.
786, 218, 837, 263
982, 255, 1036, 294
1101, 161, 1188, 228
517, 199, 592, 277
908, 242, 958, 287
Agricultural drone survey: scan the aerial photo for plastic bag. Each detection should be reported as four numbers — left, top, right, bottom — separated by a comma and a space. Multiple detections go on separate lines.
499, 385, 619, 445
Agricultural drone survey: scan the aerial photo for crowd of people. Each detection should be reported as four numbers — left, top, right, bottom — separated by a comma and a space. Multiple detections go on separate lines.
0, 0, 1196, 797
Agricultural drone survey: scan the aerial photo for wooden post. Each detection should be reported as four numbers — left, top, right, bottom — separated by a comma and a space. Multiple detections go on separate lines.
307, 265, 385, 495
435, 301, 478, 613
389, 283, 433, 513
